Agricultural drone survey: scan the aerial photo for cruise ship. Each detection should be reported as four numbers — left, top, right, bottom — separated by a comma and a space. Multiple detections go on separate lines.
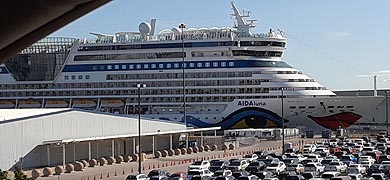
0, 2, 384, 131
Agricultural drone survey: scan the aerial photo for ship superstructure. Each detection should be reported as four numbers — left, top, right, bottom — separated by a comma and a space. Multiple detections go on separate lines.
0, 2, 383, 131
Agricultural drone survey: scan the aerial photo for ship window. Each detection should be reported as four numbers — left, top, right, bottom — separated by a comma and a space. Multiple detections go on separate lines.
144, 64, 149, 69
190, 63, 195, 68
71, 75, 76, 80
166, 64, 172, 68
92, 66, 97, 70
78, 75, 83, 79
121, 65, 127, 69
64, 76, 69, 80
99, 66, 105, 70
174, 63, 179, 68
298, 106, 305, 109
289, 106, 296, 109
107, 65, 112, 70
197, 63, 203, 67
85, 75, 90, 79
213, 62, 218, 67
205, 62, 210, 67
328, 106, 334, 108
229, 62, 234, 67
114, 65, 119, 69
308, 106, 315, 109
136, 64, 141, 69
221, 62, 226, 67
347, 106, 354, 108
159, 64, 164, 68
337, 106, 344, 108
129, 64, 134, 69
151, 64, 156, 69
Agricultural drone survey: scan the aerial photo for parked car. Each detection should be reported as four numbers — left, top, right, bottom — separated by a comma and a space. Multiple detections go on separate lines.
242, 154, 259, 162
266, 161, 286, 175
321, 171, 341, 179
209, 161, 229, 172
305, 162, 325, 174
245, 161, 266, 173
347, 164, 366, 174
188, 160, 210, 171
324, 161, 347, 173
148, 170, 170, 178
126, 174, 149, 180
227, 159, 249, 171
170, 172, 188, 180
347, 173, 363, 180
286, 164, 305, 174
187, 169, 213, 179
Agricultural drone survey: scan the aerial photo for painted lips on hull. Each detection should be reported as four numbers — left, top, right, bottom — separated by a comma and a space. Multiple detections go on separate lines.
308, 112, 362, 130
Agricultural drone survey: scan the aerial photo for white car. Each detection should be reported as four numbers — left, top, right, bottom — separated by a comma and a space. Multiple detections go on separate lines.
314, 147, 329, 154
305, 162, 325, 174
348, 164, 366, 174
187, 169, 214, 179
324, 161, 347, 173
188, 160, 210, 170
126, 174, 148, 180
360, 160, 374, 168
303, 144, 316, 154
307, 154, 323, 162
359, 156, 376, 164
321, 171, 341, 179
266, 161, 286, 174
227, 159, 249, 171
242, 154, 259, 162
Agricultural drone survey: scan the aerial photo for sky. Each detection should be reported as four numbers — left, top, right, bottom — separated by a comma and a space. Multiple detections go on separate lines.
51, 0, 390, 91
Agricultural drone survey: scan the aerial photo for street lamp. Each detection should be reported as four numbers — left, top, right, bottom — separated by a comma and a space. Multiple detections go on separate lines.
281, 88, 286, 154
386, 91, 389, 137
137, 83, 146, 174
179, 23, 188, 147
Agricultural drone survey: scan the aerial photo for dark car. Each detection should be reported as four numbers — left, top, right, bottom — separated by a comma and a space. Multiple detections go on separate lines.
284, 175, 305, 180
170, 172, 187, 180
232, 171, 250, 179
253, 171, 273, 179
246, 161, 266, 173
278, 171, 297, 180
148, 169, 170, 178
377, 155, 390, 163
283, 158, 298, 166
257, 158, 273, 166
209, 161, 230, 172
302, 172, 316, 180
149, 175, 170, 180
367, 164, 384, 175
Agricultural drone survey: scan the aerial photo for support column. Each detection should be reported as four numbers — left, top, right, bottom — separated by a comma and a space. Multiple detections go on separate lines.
214, 130, 217, 144
96, 142, 99, 159
201, 131, 204, 146
88, 141, 91, 160
111, 139, 115, 157
46, 145, 50, 166
170, 134, 173, 149
152, 136, 155, 155
73, 143, 76, 161
186, 133, 189, 148
62, 144, 66, 168
133, 138, 136, 154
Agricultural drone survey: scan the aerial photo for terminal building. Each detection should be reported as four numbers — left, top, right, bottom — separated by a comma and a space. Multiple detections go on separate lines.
0, 109, 219, 170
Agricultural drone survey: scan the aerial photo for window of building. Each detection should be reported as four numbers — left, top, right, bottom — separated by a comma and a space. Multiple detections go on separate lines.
159, 64, 164, 68
221, 62, 226, 67
174, 63, 179, 68
121, 65, 127, 69
205, 62, 210, 67
151, 64, 156, 69
92, 66, 97, 70
107, 65, 112, 70
144, 64, 149, 69
190, 63, 195, 68
166, 64, 172, 68
71, 75, 76, 80
85, 75, 90, 79
64, 76, 69, 80
78, 75, 83, 79
129, 64, 134, 69
197, 63, 203, 67
136, 64, 141, 69
213, 62, 218, 67
114, 65, 119, 69
229, 62, 234, 67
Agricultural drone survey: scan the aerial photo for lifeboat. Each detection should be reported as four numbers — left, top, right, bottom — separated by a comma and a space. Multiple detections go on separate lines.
72, 99, 97, 108
0, 100, 16, 108
100, 99, 125, 108
19, 99, 42, 108
45, 100, 69, 108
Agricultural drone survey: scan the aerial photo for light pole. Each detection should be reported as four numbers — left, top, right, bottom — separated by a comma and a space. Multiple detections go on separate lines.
281, 88, 286, 154
386, 91, 389, 137
179, 23, 188, 147
137, 83, 146, 174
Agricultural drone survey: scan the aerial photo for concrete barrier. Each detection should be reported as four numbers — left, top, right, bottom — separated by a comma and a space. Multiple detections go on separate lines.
89, 159, 97, 167
193, 147, 199, 153
187, 147, 193, 154
81, 160, 89, 167
198, 146, 204, 152
65, 164, 74, 173
228, 144, 235, 150
98, 157, 108, 166
221, 144, 228, 150
180, 148, 187, 155
42, 167, 53, 177
107, 157, 116, 165
31, 169, 42, 178
161, 150, 168, 157
168, 149, 175, 156
211, 144, 217, 151
174, 149, 181, 155
204, 145, 210, 151
73, 161, 84, 171
54, 166, 64, 175
141, 153, 147, 161
124, 155, 132, 162
131, 154, 138, 162
154, 151, 162, 158
115, 156, 124, 163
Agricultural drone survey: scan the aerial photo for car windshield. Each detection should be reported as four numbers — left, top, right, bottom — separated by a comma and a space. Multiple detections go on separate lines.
268, 163, 278, 167
322, 174, 337, 178
192, 161, 202, 165
244, 155, 253, 158
148, 171, 160, 177
230, 161, 241, 166
249, 162, 259, 166
213, 162, 224, 166
188, 171, 200, 176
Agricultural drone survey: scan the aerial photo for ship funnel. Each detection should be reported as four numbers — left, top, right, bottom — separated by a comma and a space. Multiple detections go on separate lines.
150, 18, 156, 36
